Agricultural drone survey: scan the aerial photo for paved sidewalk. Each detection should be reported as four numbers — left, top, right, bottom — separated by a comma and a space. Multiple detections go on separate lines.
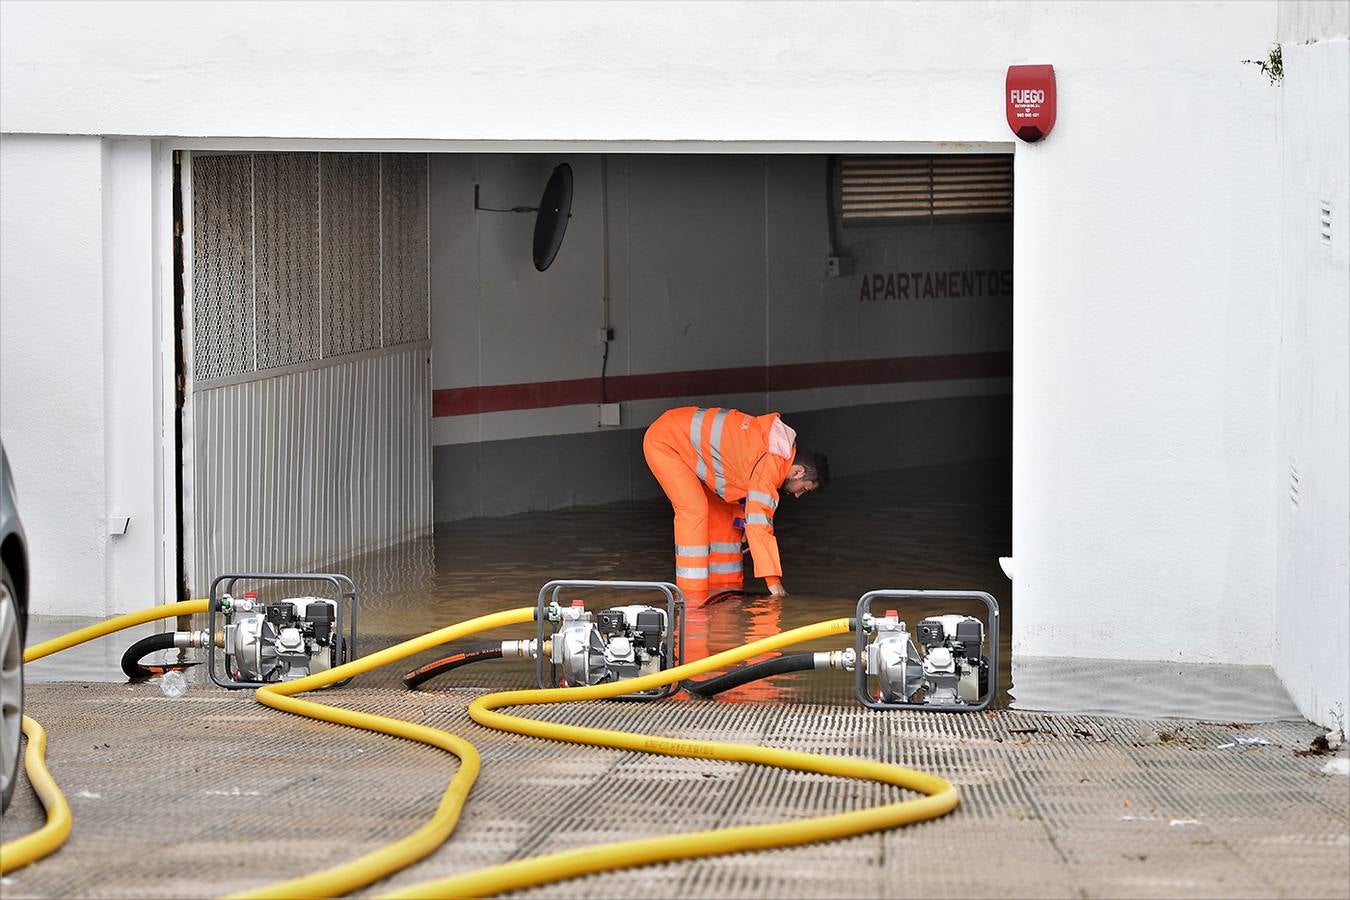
3, 682, 1347, 898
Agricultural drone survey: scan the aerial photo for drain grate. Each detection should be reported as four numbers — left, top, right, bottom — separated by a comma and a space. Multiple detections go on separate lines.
3, 683, 1346, 898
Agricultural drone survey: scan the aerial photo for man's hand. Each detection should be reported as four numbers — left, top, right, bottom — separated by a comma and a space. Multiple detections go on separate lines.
768, 582, 788, 598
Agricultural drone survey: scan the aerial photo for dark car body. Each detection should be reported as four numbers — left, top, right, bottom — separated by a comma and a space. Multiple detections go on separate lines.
1, 442, 29, 811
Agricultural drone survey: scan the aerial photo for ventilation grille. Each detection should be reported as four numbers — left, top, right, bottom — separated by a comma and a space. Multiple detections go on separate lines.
839, 155, 1013, 223
192, 155, 255, 381
1320, 200, 1332, 245
381, 154, 431, 345
322, 153, 383, 358
191, 152, 429, 385
254, 153, 321, 370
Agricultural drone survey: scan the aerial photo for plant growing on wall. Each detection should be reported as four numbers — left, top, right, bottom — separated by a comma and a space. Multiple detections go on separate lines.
1242, 43, 1283, 85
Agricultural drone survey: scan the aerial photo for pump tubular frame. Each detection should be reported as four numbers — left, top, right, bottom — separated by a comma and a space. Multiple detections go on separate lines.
854, 589, 999, 712
535, 579, 685, 701
207, 572, 358, 689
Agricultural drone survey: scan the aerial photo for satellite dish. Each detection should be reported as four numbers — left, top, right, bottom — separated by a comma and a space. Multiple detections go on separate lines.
532, 163, 573, 272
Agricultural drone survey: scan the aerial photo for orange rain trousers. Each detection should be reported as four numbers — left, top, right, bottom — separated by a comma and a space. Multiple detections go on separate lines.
644, 425, 745, 605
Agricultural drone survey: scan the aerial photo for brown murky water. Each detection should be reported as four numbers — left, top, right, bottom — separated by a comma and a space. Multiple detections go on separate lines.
341, 460, 1012, 704
27, 461, 1012, 705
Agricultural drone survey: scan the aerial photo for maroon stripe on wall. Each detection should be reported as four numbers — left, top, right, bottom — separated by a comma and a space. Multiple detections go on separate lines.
432, 352, 1012, 417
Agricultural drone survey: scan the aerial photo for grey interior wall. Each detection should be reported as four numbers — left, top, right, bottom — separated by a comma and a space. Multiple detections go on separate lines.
431, 153, 1011, 522
434, 395, 1009, 521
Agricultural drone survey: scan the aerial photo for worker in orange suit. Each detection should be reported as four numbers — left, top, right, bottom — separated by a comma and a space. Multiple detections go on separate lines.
643, 406, 829, 605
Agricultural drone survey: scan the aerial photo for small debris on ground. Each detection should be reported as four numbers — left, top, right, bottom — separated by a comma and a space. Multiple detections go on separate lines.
1142, 727, 1194, 745
1169, 817, 1201, 827
1293, 734, 1331, 757
1218, 736, 1272, 750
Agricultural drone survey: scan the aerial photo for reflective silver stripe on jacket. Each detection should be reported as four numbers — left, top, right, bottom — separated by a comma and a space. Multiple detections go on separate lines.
690, 408, 707, 482
708, 408, 729, 497
745, 513, 774, 526
676, 565, 709, 579
747, 490, 778, 510
710, 541, 742, 553
675, 543, 710, 557
709, 560, 743, 574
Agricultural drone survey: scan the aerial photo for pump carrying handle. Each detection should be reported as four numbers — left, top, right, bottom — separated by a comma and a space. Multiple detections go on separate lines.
854, 589, 999, 712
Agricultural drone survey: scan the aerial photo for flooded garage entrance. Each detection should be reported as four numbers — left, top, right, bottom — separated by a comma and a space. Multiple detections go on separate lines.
334, 459, 1011, 704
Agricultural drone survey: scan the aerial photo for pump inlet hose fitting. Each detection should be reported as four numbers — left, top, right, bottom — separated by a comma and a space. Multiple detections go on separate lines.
1, 598, 209, 875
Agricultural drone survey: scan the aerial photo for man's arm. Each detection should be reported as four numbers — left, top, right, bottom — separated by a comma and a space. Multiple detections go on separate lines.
743, 457, 788, 593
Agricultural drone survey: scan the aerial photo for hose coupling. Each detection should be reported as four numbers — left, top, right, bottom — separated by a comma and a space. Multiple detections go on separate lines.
813, 648, 856, 672
174, 630, 214, 649
500, 639, 539, 659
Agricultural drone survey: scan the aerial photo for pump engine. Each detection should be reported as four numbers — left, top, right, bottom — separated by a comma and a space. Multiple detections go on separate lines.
207, 572, 357, 689
535, 580, 684, 700
855, 590, 999, 711
221, 594, 339, 683
553, 602, 670, 686
864, 611, 988, 706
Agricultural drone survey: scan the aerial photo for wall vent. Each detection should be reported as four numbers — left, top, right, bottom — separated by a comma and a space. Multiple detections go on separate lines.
838, 155, 1012, 223
1319, 200, 1332, 245
1289, 460, 1300, 509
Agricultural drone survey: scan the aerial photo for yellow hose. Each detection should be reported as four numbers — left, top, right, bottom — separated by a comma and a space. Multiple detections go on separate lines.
2, 599, 207, 874
7, 600, 960, 898
228, 606, 536, 900
380, 617, 959, 898
0, 717, 72, 875
23, 599, 210, 663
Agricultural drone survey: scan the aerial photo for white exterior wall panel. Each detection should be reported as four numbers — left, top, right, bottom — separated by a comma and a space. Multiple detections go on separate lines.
192, 347, 431, 592
3, 2, 1342, 711
1273, 27, 1350, 729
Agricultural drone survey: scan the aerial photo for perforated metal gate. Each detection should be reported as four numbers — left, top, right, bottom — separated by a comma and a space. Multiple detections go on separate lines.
187, 151, 432, 591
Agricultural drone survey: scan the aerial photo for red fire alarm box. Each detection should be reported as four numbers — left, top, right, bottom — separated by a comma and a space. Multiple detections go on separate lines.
1006, 65, 1056, 142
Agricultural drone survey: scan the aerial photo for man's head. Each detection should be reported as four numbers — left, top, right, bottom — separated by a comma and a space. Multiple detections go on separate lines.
783, 450, 830, 498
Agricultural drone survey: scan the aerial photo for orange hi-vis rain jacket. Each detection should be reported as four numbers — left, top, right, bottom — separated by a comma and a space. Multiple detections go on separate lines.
643, 406, 797, 602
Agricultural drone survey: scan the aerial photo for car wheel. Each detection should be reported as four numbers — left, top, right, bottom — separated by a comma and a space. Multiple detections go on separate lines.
0, 561, 22, 812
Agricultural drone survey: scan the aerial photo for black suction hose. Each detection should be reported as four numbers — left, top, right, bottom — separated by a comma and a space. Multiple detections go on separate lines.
403, 644, 504, 689
121, 632, 197, 680
684, 652, 817, 697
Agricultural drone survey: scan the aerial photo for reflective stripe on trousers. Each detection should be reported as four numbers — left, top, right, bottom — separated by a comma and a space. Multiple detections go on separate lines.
706, 498, 744, 590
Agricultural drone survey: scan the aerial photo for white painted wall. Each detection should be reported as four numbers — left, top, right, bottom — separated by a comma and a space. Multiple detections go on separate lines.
0, 2, 1311, 679
0, 136, 167, 617
1273, 7, 1349, 729
2, 137, 106, 615
102, 139, 166, 613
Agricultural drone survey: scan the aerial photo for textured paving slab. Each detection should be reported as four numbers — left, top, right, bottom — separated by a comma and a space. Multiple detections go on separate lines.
2, 682, 1347, 899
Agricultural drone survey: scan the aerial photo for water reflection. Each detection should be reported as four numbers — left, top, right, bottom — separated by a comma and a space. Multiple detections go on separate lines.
344, 460, 1012, 705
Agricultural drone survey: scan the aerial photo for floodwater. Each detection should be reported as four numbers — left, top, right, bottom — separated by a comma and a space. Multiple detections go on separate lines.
337, 459, 1013, 704
27, 461, 1013, 706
